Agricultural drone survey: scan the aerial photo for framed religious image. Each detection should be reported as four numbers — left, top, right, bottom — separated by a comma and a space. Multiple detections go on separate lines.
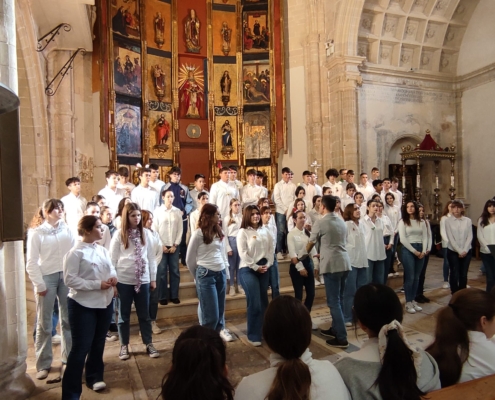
244, 111, 270, 160
113, 42, 142, 97
145, 0, 172, 51
243, 61, 270, 104
147, 54, 172, 103
111, 0, 141, 40
115, 103, 142, 158
242, 11, 269, 53
214, 64, 237, 107
178, 63, 205, 119
149, 111, 173, 160
216, 116, 237, 160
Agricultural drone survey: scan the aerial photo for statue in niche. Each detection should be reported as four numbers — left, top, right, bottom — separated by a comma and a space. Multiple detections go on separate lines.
185, 9, 201, 53
152, 64, 166, 101
154, 114, 171, 148
179, 65, 204, 118
221, 120, 233, 147
220, 70, 232, 107
154, 12, 165, 48
221, 22, 232, 56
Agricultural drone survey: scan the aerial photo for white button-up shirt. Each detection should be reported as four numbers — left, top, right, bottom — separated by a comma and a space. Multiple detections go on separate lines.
322, 181, 343, 198
149, 179, 165, 194
459, 331, 495, 383
384, 204, 401, 234
152, 204, 183, 246
362, 215, 386, 261
63, 241, 116, 308
61, 193, 87, 236
210, 180, 239, 230
477, 218, 495, 254
287, 227, 316, 271
356, 184, 374, 201
301, 183, 317, 210
445, 216, 473, 254
237, 226, 274, 270
345, 220, 368, 268
273, 180, 296, 214
241, 183, 265, 208
131, 185, 159, 212
98, 186, 126, 217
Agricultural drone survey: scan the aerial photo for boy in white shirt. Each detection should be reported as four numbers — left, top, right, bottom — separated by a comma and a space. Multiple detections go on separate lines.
61, 177, 87, 236
256, 170, 269, 197
131, 168, 159, 212
356, 172, 374, 200
322, 168, 343, 198
210, 167, 239, 232
339, 168, 348, 184
301, 170, 316, 210
117, 166, 135, 196
99, 170, 126, 217
190, 174, 208, 211
228, 165, 243, 191
367, 167, 380, 187
390, 177, 403, 207
339, 169, 356, 193
148, 163, 166, 193
241, 169, 264, 208
311, 173, 323, 196
273, 167, 296, 258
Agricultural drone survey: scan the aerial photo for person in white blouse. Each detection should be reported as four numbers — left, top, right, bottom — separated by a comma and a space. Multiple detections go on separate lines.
478, 199, 495, 292
362, 199, 387, 285
301, 170, 317, 211
427, 288, 495, 387
308, 195, 322, 225
342, 203, 369, 326
210, 167, 239, 232
141, 210, 164, 334
384, 192, 401, 277
190, 174, 208, 211
322, 168, 343, 198
415, 205, 433, 304
98, 170, 126, 217
152, 189, 183, 305
261, 206, 280, 298
117, 166, 135, 196
377, 202, 395, 284
354, 192, 368, 219
113, 197, 131, 230
287, 198, 312, 232
440, 201, 454, 288
237, 205, 274, 346
85, 202, 112, 250
148, 163, 166, 193
62, 216, 118, 397
273, 167, 296, 258
444, 199, 473, 294
287, 211, 319, 329
131, 168, 159, 212
61, 177, 87, 237
26, 199, 76, 380
109, 202, 159, 360
189, 191, 209, 233
225, 198, 242, 296
340, 183, 356, 209
398, 201, 428, 314
186, 204, 229, 333
241, 169, 264, 209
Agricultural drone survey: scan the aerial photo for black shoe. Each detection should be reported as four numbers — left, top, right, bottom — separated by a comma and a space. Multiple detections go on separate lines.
326, 338, 349, 349
119, 345, 130, 360
320, 327, 337, 338
159, 299, 168, 306
171, 298, 180, 304
109, 323, 118, 332
415, 294, 430, 303
146, 344, 160, 358
181, 260, 187, 267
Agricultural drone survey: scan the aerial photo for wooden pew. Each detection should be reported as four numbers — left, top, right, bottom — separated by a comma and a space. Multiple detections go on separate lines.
427, 374, 495, 400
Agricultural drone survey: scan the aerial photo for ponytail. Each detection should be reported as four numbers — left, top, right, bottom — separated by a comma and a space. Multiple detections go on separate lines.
266, 358, 311, 400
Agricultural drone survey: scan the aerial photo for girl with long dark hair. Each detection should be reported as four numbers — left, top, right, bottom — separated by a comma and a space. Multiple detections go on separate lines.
427, 288, 495, 387
336, 284, 440, 399
477, 198, 495, 292
226, 198, 242, 296
235, 296, 349, 400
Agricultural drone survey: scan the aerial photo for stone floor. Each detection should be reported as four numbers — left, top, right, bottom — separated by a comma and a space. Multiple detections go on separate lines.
26, 256, 486, 399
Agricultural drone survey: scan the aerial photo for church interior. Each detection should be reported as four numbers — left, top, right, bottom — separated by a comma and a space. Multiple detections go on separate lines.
1, 0, 495, 398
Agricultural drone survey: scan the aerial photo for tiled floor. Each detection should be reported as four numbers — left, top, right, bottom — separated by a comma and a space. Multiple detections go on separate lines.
26, 256, 486, 399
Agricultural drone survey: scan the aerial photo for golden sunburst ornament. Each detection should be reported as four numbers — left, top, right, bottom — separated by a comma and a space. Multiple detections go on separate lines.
178, 64, 204, 91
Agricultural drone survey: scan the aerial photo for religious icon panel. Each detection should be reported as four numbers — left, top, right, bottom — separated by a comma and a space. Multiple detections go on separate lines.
147, 54, 172, 103
178, 62, 205, 119
145, 0, 172, 51
243, 61, 270, 104
149, 110, 173, 160
242, 10, 269, 53
244, 111, 270, 160
111, 0, 141, 39
113, 42, 142, 97
115, 103, 142, 157
216, 116, 238, 161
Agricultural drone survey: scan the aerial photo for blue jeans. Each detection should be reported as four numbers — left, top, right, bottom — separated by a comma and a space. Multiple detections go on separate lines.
157, 249, 180, 300
442, 248, 450, 282
383, 236, 393, 283
417, 254, 430, 295
33, 298, 59, 340
196, 267, 226, 332
117, 283, 152, 345
323, 271, 349, 342
343, 267, 369, 323
62, 298, 113, 399
289, 258, 315, 312
180, 219, 188, 265
367, 259, 385, 285
35, 272, 71, 371
239, 267, 269, 342
402, 243, 424, 302
228, 237, 240, 284
481, 252, 495, 292
275, 212, 288, 254
447, 249, 472, 294
268, 255, 280, 299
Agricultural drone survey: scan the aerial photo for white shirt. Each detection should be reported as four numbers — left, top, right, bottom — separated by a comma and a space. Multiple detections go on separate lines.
308, 209, 323, 225
477, 218, 495, 254
362, 215, 387, 261
301, 183, 317, 210
210, 180, 239, 230
147, 229, 164, 266
264, 222, 277, 248
345, 220, 368, 268
98, 186, 126, 217
357, 203, 367, 219
117, 181, 135, 194
380, 214, 395, 240
322, 181, 343, 198
63, 241, 116, 308
109, 229, 157, 285
445, 216, 472, 254
190, 188, 209, 211
185, 230, 229, 277
96, 224, 112, 250
287, 227, 316, 271
273, 179, 296, 214
61, 193, 87, 235
459, 331, 495, 383
398, 219, 428, 253
149, 179, 165, 194
241, 183, 264, 208
230, 179, 243, 191
226, 214, 242, 238
131, 185, 159, 212
390, 189, 403, 207
341, 194, 355, 210
26, 221, 76, 293
313, 183, 322, 196
189, 209, 200, 232
384, 204, 401, 234
152, 204, 183, 246
237, 226, 274, 270
235, 349, 351, 400
356, 184, 374, 200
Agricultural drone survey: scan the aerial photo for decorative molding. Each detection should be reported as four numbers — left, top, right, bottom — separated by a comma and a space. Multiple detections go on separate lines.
214, 106, 238, 116
454, 63, 495, 92
148, 101, 173, 112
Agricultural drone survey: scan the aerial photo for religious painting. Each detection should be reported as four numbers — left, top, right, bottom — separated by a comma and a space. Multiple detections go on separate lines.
115, 103, 142, 157
214, 64, 237, 107
243, 11, 269, 53
149, 110, 173, 160
145, 0, 172, 51
178, 63, 205, 118
244, 112, 270, 159
213, 10, 237, 56
111, 0, 140, 39
113, 43, 142, 97
243, 61, 270, 104
147, 54, 172, 103
184, 9, 202, 53
216, 116, 237, 160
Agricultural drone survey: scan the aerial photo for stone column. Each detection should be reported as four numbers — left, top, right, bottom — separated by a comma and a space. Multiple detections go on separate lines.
0, 0, 35, 398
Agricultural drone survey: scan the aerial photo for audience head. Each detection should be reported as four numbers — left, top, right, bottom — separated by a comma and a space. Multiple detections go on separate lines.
322, 186, 332, 195
442, 200, 454, 217
479, 198, 495, 227
138, 168, 152, 185
260, 206, 271, 225
161, 188, 175, 206
354, 192, 364, 205
228, 165, 238, 180
92, 194, 106, 208
450, 199, 465, 218
382, 177, 391, 191
219, 167, 230, 182
359, 172, 368, 185
241, 205, 261, 230
366, 198, 380, 216
302, 170, 312, 184
339, 168, 347, 181
281, 167, 291, 182
293, 198, 306, 212
371, 167, 380, 179
385, 192, 395, 206
345, 183, 356, 196
258, 197, 270, 208
427, 288, 495, 387
65, 177, 81, 195
160, 325, 234, 400
105, 170, 120, 188
168, 166, 181, 183
346, 170, 355, 182
262, 296, 312, 400
77, 215, 103, 240
41, 199, 64, 223
194, 173, 206, 190
85, 201, 100, 217
100, 206, 112, 224
255, 170, 265, 186
117, 166, 130, 179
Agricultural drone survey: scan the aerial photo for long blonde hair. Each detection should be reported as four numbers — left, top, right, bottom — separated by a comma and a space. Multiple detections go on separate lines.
228, 198, 240, 226
120, 202, 145, 249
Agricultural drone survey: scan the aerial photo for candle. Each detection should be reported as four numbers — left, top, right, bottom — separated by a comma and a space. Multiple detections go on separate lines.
416, 175, 420, 187
435, 176, 439, 188
402, 176, 406, 188
451, 176, 454, 188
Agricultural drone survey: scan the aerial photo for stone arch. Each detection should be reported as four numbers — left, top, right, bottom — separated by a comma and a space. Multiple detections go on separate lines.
332, 0, 367, 57
387, 135, 421, 166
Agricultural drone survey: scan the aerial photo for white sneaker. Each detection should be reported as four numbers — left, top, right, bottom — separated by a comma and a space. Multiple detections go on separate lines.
51, 334, 61, 344
238, 286, 245, 295
312, 321, 319, 330
92, 381, 107, 391
405, 302, 416, 314
151, 321, 162, 334
466, 285, 471, 288
320, 276, 325, 285
314, 278, 321, 287
345, 322, 353, 327
412, 301, 423, 312
247, 339, 261, 347
442, 281, 450, 289
229, 286, 236, 296
276, 252, 285, 260
220, 329, 234, 342
388, 273, 393, 278
36, 369, 49, 380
